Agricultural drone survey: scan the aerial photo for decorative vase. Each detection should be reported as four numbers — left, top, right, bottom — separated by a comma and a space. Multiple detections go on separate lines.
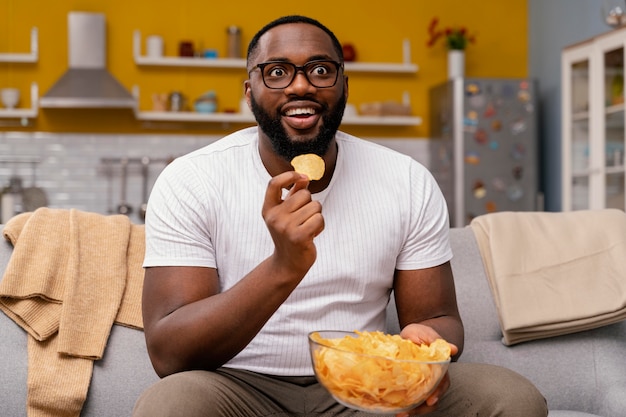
447, 50, 465, 79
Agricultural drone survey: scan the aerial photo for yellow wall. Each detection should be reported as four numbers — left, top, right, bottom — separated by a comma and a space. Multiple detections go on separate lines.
0, 0, 528, 137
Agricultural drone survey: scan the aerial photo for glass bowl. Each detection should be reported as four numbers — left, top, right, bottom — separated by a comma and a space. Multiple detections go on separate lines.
308, 330, 450, 414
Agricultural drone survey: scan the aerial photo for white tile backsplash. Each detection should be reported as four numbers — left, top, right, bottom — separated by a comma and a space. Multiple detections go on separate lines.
0, 132, 429, 224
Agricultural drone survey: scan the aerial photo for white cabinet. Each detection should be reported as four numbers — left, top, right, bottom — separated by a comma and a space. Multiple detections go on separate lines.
562, 28, 626, 211
131, 30, 422, 126
0, 28, 39, 123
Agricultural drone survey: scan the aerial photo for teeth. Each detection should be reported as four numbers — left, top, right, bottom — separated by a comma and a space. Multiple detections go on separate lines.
285, 107, 315, 116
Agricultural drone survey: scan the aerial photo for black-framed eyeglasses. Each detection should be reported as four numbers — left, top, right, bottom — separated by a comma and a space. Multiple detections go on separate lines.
249, 60, 343, 89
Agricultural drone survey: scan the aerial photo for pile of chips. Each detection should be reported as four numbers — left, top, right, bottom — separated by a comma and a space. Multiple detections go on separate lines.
309, 330, 451, 412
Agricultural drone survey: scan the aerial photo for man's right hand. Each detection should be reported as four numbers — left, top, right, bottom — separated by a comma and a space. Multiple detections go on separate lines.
262, 171, 324, 277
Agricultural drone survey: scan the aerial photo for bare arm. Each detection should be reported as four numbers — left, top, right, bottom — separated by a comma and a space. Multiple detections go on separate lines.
392, 262, 464, 416
393, 261, 464, 360
142, 171, 323, 377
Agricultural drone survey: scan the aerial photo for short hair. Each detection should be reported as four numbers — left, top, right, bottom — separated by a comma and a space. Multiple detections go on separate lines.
246, 15, 344, 66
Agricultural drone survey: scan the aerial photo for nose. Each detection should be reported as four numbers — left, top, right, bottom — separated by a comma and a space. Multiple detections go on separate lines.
285, 71, 316, 94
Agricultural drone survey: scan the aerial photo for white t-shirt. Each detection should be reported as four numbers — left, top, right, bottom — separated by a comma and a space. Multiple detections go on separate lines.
144, 126, 452, 376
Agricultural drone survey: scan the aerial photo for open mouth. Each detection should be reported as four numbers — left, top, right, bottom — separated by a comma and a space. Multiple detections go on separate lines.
282, 105, 321, 130
285, 107, 316, 117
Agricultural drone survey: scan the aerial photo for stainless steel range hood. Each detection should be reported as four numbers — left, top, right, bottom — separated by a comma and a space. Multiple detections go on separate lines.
40, 12, 135, 109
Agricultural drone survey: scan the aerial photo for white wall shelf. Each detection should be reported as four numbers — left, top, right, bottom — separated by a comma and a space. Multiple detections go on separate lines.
133, 109, 421, 126
341, 115, 422, 126
132, 30, 420, 126
135, 110, 254, 124
133, 30, 418, 73
0, 82, 39, 121
133, 86, 420, 127
0, 27, 38, 63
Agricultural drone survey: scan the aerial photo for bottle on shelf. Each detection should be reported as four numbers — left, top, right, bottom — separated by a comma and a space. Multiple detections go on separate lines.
226, 26, 242, 58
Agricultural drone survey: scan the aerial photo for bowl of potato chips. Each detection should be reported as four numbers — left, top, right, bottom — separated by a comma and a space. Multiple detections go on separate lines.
308, 330, 451, 414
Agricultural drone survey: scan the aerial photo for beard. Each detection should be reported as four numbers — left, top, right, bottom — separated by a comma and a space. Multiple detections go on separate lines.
250, 92, 346, 162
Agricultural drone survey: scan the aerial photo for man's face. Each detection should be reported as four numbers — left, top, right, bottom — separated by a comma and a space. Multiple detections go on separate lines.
246, 23, 348, 162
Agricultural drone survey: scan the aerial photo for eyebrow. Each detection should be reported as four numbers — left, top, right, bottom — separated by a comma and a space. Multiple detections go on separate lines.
261, 54, 335, 63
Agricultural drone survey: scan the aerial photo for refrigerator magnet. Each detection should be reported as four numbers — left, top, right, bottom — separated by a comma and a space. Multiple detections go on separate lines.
511, 143, 526, 160
474, 129, 488, 145
484, 103, 496, 118
465, 151, 480, 165
466, 83, 481, 96
492, 177, 506, 192
473, 181, 487, 199
511, 119, 527, 135
469, 94, 486, 108
502, 84, 515, 98
518, 90, 531, 103
507, 184, 524, 201
464, 116, 478, 133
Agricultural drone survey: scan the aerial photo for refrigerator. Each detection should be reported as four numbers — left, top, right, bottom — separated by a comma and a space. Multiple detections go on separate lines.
429, 78, 540, 227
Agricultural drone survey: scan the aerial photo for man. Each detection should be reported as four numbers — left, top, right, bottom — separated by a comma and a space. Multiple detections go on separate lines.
133, 15, 547, 417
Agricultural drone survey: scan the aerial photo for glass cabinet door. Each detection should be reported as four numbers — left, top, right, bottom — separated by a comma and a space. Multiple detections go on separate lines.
563, 29, 626, 212
568, 58, 591, 210
603, 46, 625, 210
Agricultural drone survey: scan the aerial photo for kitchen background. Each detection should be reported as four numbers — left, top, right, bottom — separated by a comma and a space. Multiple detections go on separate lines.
0, 0, 616, 220
0, 132, 429, 224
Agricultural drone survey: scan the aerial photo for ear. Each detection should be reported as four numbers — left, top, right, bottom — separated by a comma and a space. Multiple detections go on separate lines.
242, 80, 252, 109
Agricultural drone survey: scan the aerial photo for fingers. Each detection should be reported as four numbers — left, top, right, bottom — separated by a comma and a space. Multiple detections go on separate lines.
426, 371, 450, 406
400, 323, 442, 345
395, 372, 451, 417
262, 171, 324, 248
264, 171, 307, 210
285, 173, 310, 198
263, 171, 319, 225
400, 323, 459, 357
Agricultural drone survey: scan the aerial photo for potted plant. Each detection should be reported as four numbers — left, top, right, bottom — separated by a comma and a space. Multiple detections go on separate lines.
427, 17, 477, 78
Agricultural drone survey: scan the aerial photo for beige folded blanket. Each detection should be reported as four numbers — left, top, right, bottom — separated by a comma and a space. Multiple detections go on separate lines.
0, 208, 145, 417
470, 209, 626, 346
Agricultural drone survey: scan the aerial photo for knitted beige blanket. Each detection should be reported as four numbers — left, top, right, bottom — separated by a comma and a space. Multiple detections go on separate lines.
470, 209, 626, 346
0, 208, 145, 417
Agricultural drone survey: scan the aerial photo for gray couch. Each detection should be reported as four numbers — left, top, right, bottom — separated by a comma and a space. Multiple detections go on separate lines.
1, 225, 625, 417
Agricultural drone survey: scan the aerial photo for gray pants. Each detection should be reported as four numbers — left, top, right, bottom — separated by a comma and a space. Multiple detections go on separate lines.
132, 362, 547, 417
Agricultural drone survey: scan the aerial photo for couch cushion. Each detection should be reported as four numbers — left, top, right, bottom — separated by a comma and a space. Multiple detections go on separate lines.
83, 324, 159, 416
0, 308, 27, 417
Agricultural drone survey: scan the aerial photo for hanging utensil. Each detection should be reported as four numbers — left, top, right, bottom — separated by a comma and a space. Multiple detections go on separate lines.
103, 161, 114, 214
117, 158, 132, 216
139, 156, 150, 221
1, 175, 23, 223
22, 161, 48, 212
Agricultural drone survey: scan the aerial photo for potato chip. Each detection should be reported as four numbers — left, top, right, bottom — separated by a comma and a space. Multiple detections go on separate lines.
291, 154, 325, 181
309, 330, 451, 413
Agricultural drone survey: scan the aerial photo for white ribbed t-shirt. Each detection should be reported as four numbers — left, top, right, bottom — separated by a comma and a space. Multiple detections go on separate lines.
144, 126, 452, 376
